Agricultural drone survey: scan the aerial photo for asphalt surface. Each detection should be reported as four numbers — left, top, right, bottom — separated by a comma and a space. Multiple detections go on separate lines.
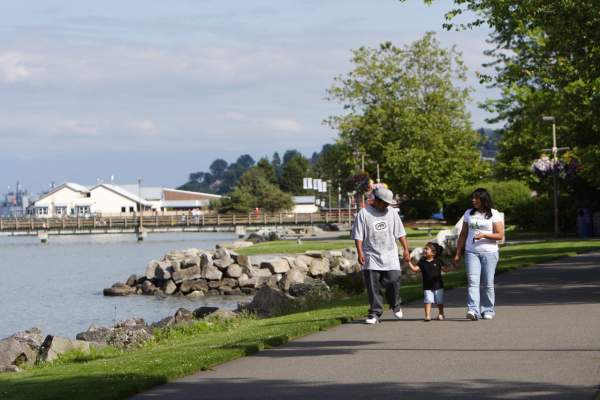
130, 252, 600, 400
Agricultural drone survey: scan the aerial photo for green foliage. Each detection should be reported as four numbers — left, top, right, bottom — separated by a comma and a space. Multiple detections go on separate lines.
218, 166, 293, 213
279, 153, 311, 194
326, 33, 489, 203
400, 197, 440, 220
423, 0, 600, 203
443, 180, 533, 225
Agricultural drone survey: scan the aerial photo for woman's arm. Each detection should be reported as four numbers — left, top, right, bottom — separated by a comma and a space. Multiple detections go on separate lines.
473, 221, 505, 241
453, 221, 468, 264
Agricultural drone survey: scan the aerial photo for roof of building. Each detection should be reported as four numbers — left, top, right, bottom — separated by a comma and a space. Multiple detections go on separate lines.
35, 182, 90, 203
91, 184, 152, 206
119, 185, 164, 200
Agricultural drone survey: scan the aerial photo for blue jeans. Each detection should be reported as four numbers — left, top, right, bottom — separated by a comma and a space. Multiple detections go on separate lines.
465, 251, 499, 318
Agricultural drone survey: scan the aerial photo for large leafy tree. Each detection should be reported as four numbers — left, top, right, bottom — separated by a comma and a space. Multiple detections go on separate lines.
279, 152, 311, 194
219, 166, 293, 213
420, 0, 600, 202
326, 33, 487, 204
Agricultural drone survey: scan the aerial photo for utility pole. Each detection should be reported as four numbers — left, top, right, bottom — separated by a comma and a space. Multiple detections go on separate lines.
542, 116, 569, 237
137, 177, 145, 241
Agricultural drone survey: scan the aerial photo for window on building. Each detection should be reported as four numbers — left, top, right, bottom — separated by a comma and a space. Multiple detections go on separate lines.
129, 206, 134, 212
121, 207, 126, 213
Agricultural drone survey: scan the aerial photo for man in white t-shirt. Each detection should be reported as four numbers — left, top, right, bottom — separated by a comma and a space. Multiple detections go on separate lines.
352, 188, 410, 324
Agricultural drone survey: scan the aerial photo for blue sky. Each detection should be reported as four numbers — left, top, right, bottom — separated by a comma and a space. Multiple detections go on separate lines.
0, 0, 497, 194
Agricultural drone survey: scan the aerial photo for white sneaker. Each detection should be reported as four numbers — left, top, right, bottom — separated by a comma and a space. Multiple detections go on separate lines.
365, 315, 379, 324
394, 309, 404, 319
482, 313, 494, 320
466, 311, 477, 321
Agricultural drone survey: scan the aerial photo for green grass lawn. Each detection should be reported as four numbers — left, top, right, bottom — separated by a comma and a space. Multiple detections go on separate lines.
1, 239, 599, 400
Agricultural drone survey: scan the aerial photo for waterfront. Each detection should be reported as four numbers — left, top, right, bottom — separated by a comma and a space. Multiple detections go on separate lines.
0, 232, 247, 339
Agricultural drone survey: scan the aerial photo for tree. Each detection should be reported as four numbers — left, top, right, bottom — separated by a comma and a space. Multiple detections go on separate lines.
326, 33, 487, 205
280, 153, 311, 194
219, 166, 293, 213
419, 0, 600, 204
256, 157, 278, 184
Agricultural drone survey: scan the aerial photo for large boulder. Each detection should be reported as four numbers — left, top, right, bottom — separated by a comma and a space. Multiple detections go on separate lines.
226, 264, 243, 278
262, 259, 290, 274
204, 265, 223, 281
308, 258, 330, 277
200, 253, 213, 268
236, 254, 251, 268
288, 279, 330, 298
76, 324, 112, 343
238, 274, 258, 288
10, 328, 44, 351
180, 279, 208, 294
38, 335, 93, 363
246, 266, 272, 279
246, 286, 298, 316
182, 256, 200, 269
282, 268, 305, 291
193, 306, 219, 319
172, 265, 202, 284
141, 280, 158, 295
103, 282, 136, 296
164, 279, 178, 295
0, 337, 37, 370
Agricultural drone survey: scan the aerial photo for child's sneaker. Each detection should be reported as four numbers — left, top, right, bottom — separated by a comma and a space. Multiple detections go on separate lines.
466, 310, 478, 321
437, 314, 445, 321
393, 308, 404, 319
482, 313, 494, 320
365, 315, 379, 324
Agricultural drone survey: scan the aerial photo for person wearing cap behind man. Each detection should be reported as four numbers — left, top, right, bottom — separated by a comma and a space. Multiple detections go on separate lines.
352, 187, 411, 324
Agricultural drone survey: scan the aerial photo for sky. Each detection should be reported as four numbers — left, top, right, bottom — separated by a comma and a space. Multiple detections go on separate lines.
0, 0, 498, 195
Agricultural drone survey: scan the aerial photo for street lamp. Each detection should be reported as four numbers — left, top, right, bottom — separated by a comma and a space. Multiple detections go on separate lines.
541, 116, 568, 237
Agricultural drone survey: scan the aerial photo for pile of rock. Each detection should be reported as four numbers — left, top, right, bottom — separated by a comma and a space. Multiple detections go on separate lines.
104, 245, 361, 298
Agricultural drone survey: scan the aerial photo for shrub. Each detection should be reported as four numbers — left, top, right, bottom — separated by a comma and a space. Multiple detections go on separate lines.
443, 180, 533, 225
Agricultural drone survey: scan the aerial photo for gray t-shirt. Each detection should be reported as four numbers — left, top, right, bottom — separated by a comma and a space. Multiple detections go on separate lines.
351, 205, 406, 271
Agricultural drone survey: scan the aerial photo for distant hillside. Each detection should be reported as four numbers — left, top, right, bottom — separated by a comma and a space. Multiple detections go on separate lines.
477, 128, 501, 159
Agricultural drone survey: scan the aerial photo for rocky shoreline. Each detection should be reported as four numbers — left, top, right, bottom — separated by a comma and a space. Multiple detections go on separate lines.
103, 242, 361, 299
1, 241, 362, 373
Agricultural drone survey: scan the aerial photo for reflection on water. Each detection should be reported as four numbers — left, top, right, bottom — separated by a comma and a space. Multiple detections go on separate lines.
0, 232, 249, 338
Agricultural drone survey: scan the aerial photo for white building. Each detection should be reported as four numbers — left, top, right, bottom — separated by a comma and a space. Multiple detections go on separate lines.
32, 182, 221, 218
292, 195, 320, 214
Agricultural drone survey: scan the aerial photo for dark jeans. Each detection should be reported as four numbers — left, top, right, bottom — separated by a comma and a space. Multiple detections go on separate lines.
362, 269, 402, 317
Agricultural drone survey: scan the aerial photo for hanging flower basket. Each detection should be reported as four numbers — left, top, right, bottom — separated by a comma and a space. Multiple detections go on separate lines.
531, 153, 580, 180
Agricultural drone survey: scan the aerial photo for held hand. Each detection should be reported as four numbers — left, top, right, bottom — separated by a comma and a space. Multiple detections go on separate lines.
402, 248, 410, 263
453, 254, 461, 266
473, 231, 486, 241
358, 253, 365, 266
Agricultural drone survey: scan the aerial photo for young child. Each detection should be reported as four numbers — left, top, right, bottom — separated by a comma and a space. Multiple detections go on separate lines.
408, 242, 453, 321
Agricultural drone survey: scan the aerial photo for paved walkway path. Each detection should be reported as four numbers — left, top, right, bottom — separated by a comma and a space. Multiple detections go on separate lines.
131, 253, 600, 400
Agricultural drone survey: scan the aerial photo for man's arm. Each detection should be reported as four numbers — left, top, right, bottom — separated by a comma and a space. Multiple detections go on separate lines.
398, 236, 410, 262
355, 239, 365, 266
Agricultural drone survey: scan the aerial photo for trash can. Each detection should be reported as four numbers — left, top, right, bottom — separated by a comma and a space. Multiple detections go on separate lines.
576, 208, 593, 238
593, 212, 600, 237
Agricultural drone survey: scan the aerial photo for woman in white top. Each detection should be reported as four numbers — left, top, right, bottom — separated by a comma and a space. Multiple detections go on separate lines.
453, 188, 505, 320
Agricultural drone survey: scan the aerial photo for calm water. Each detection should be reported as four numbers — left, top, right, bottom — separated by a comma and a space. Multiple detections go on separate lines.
0, 232, 250, 339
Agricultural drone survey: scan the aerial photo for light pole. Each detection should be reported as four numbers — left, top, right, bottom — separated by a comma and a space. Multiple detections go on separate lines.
541, 116, 568, 237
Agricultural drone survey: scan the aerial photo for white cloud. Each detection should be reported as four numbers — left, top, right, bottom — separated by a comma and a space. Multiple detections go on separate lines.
0, 52, 33, 83
265, 118, 302, 132
129, 120, 159, 136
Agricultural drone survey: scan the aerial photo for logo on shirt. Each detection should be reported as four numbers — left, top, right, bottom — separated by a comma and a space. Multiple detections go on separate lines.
374, 221, 387, 231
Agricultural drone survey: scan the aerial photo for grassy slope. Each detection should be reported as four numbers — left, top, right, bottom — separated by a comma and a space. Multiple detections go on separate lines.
1, 239, 599, 400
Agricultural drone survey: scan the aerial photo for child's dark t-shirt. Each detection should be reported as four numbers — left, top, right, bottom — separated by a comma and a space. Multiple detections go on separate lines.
417, 259, 444, 290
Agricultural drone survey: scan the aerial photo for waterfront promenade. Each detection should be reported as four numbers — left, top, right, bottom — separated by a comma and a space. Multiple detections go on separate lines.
131, 252, 600, 399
